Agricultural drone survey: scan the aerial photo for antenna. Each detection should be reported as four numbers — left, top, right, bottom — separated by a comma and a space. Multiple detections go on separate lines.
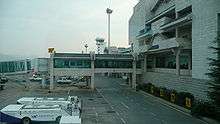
108, 0, 111, 8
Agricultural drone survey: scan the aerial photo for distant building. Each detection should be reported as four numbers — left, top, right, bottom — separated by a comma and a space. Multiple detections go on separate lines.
118, 47, 131, 54
109, 46, 118, 54
129, 0, 220, 100
96, 38, 106, 54
32, 58, 49, 75
0, 59, 31, 74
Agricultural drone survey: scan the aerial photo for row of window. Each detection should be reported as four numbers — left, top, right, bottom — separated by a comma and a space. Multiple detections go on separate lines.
53, 59, 141, 69
0, 61, 31, 73
54, 59, 91, 68
147, 55, 191, 69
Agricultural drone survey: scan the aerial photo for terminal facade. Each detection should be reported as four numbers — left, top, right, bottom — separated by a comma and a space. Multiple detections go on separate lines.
129, 0, 220, 100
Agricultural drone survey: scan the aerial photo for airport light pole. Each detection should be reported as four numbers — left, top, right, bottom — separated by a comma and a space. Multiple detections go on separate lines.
84, 44, 88, 53
106, 8, 113, 54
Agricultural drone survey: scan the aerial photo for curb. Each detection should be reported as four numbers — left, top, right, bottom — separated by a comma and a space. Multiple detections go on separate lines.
139, 91, 191, 114
139, 90, 220, 124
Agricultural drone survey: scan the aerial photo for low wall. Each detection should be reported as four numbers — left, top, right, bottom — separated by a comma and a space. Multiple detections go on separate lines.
143, 72, 209, 100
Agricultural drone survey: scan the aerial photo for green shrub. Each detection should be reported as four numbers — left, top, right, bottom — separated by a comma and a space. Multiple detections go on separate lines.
191, 100, 217, 119
136, 83, 151, 91
145, 83, 153, 93
153, 86, 160, 97
176, 92, 194, 108
161, 87, 171, 101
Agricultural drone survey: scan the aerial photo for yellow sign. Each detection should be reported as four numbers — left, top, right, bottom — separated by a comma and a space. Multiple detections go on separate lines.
171, 93, 176, 103
185, 97, 192, 108
151, 86, 154, 94
48, 48, 54, 53
160, 89, 164, 97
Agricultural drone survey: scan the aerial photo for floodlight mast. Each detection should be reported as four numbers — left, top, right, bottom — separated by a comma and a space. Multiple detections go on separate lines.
106, 8, 113, 54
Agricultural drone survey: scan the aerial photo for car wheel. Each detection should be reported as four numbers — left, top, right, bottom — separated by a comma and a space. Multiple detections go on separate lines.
22, 117, 31, 124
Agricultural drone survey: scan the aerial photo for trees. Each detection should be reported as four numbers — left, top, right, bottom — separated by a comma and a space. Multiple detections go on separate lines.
207, 34, 220, 118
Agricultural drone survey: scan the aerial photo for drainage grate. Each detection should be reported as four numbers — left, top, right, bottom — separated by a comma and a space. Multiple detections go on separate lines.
106, 110, 116, 113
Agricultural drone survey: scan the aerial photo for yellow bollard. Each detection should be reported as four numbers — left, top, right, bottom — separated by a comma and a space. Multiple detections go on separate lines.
160, 89, 164, 97
151, 86, 154, 94
170, 93, 176, 103
185, 97, 192, 108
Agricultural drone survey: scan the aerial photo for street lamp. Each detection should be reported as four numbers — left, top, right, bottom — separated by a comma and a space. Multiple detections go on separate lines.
84, 44, 88, 53
106, 8, 113, 54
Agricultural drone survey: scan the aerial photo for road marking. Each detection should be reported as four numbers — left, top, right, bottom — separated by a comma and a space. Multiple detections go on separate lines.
150, 112, 157, 116
140, 92, 209, 124
96, 88, 127, 124
120, 118, 126, 124
121, 102, 129, 109
116, 112, 120, 116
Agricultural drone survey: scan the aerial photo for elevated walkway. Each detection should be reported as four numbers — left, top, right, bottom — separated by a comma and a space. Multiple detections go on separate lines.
49, 53, 143, 90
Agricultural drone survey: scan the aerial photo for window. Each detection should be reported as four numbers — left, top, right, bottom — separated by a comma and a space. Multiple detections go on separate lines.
156, 56, 165, 68
180, 55, 189, 69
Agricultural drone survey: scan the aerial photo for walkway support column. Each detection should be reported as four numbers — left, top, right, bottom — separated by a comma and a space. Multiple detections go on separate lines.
175, 48, 180, 76
91, 60, 95, 90
42, 75, 46, 88
90, 52, 95, 90
132, 54, 137, 89
143, 54, 147, 73
188, 52, 192, 72
50, 53, 54, 91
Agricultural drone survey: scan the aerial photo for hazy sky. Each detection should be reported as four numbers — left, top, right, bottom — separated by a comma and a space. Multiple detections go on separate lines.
0, 0, 138, 57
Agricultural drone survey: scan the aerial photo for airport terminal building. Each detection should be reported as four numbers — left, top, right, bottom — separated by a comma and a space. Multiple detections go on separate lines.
0, 59, 31, 75
129, 0, 220, 100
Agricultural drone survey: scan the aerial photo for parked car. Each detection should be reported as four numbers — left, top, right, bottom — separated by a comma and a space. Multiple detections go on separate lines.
0, 75, 8, 90
57, 77, 72, 84
29, 74, 42, 82
0, 75, 8, 82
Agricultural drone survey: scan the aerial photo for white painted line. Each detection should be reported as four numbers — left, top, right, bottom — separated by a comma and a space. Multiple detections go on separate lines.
96, 88, 127, 124
150, 112, 157, 117
120, 118, 126, 124
140, 92, 208, 124
116, 112, 120, 116
121, 102, 129, 109
161, 119, 167, 124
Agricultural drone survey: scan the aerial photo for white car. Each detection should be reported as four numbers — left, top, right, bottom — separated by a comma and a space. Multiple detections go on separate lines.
57, 77, 72, 84
29, 77, 42, 81
0, 104, 70, 124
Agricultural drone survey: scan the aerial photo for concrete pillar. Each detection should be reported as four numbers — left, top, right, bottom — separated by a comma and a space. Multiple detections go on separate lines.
152, 56, 156, 68
132, 60, 137, 89
128, 74, 132, 86
176, 49, 180, 76
143, 55, 147, 73
42, 75, 46, 88
24, 59, 28, 73
188, 52, 192, 71
49, 53, 54, 91
91, 60, 95, 90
